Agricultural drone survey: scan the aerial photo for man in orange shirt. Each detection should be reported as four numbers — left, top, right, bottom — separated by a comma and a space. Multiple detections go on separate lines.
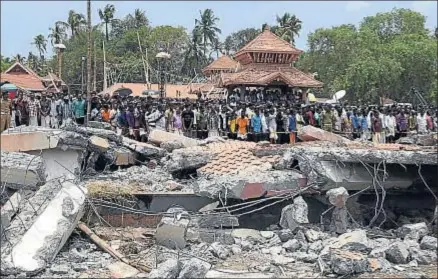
236, 110, 249, 140
101, 105, 111, 122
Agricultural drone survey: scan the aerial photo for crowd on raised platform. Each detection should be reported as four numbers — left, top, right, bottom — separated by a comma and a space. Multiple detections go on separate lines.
1, 90, 437, 145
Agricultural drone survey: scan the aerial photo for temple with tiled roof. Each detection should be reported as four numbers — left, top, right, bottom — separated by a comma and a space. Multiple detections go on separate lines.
1, 62, 67, 95
201, 55, 239, 77
219, 25, 322, 99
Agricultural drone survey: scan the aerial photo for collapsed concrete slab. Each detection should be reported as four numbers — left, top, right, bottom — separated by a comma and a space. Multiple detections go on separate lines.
155, 207, 189, 249
195, 170, 307, 200
148, 129, 200, 148
1, 179, 87, 275
1, 130, 59, 152
87, 121, 112, 130
298, 126, 351, 144
165, 149, 214, 173
0, 191, 23, 235
1, 151, 46, 190
122, 137, 166, 158
27, 149, 82, 181
89, 136, 110, 152
63, 121, 122, 144
397, 133, 437, 146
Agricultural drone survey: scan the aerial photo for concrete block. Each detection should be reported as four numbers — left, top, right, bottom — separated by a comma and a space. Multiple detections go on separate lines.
298, 125, 351, 144
1, 131, 59, 152
89, 136, 110, 152
155, 208, 189, 249
27, 149, 82, 181
194, 214, 239, 228
148, 129, 199, 148
113, 147, 136, 166
0, 179, 87, 275
0, 191, 23, 230
205, 270, 275, 278
1, 151, 46, 190
122, 137, 166, 157
165, 149, 214, 173
107, 261, 139, 278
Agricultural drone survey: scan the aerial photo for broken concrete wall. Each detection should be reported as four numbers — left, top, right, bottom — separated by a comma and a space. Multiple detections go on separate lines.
0, 179, 87, 275
1, 151, 47, 190
298, 125, 351, 144
27, 149, 82, 181
122, 137, 166, 158
148, 129, 200, 148
62, 121, 122, 144
1, 130, 60, 152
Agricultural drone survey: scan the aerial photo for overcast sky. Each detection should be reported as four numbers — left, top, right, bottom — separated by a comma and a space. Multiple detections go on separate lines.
1, 1, 437, 57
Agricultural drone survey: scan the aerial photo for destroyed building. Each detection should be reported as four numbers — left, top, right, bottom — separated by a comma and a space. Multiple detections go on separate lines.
1, 122, 437, 278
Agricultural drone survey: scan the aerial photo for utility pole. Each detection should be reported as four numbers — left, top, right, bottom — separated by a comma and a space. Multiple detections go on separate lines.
103, 40, 107, 92
137, 31, 149, 87
93, 40, 97, 92
86, 0, 92, 125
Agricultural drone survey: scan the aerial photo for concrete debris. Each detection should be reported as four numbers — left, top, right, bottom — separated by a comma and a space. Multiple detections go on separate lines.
148, 129, 199, 148
1, 151, 46, 190
89, 136, 110, 152
177, 258, 211, 278
165, 149, 214, 173
419, 235, 437, 251
148, 259, 180, 279
384, 242, 410, 264
397, 222, 429, 240
107, 261, 140, 278
193, 213, 239, 229
87, 121, 113, 130
278, 229, 294, 242
205, 269, 275, 278
298, 125, 352, 144
122, 137, 166, 158
329, 248, 369, 275
1, 178, 87, 275
0, 191, 23, 234
279, 196, 309, 231
409, 246, 437, 265
155, 207, 189, 249
397, 133, 437, 146
282, 239, 301, 252
63, 120, 122, 144
326, 187, 349, 207
260, 231, 274, 239
231, 228, 264, 243
209, 242, 230, 260
160, 140, 184, 152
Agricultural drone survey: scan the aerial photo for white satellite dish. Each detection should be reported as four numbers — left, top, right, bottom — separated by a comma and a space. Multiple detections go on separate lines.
332, 90, 346, 101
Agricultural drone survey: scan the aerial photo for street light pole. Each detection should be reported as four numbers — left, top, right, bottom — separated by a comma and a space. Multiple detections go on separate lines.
81, 56, 86, 94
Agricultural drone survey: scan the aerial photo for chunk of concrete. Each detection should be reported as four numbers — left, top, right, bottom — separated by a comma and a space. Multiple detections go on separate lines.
420, 235, 437, 251
279, 196, 309, 232
329, 248, 368, 275
122, 137, 166, 158
397, 222, 428, 240
194, 214, 239, 229
1, 131, 59, 152
88, 121, 112, 130
409, 246, 437, 265
385, 242, 410, 264
320, 229, 369, 256
278, 229, 294, 242
1, 151, 46, 190
0, 191, 23, 234
298, 125, 351, 144
148, 259, 180, 279
178, 258, 211, 278
112, 147, 136, 166
89, 136, 110, 152
330, 207, 348, 234
282, 239, 301, 252
160, 140, 184, 152
326, 187, 349, 207
209, 242, 230, 260
231, 228, 264, 243
367, 258, 392, 273
63, 122, 122, 144
0, 179, 87, 275
148, 129, 199, 148
155, 207, 189, 249
165, 149, 214, 173
107, 261, 140, 278
198, 229, 235, 245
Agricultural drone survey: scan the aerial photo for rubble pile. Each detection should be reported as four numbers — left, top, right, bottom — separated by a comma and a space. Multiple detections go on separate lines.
1, 125, 437, 278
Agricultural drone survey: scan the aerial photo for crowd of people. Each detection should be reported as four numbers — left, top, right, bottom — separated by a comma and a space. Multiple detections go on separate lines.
1, 89, 437, 146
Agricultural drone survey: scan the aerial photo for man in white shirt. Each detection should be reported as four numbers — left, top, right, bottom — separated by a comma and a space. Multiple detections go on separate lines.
416, 109, 427, 134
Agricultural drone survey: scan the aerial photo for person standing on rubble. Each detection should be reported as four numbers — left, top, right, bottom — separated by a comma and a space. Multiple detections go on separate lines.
359, 110, 369, 140
321, 106, 333, 132
371, 110, 383, 144
40, 94, 51, 128
416, 108, 427, 134
181, 104, 194, 137
72, 94, 86, 125
28, 94, 40, 127
58, 96, 73, 125
288, 109, 297, 144
0, 90, 12, 133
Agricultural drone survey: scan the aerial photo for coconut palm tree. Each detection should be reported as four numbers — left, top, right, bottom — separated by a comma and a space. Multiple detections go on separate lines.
275, 13, 302, 45
14, 54, 25, 64
210, 38, 223, 58
32, 34, 47, 59
60, 10, 87, 38
194, 9, 221, 57
98, 4, 116, 41
133, 8, 148, 28
48, 22, 67, 46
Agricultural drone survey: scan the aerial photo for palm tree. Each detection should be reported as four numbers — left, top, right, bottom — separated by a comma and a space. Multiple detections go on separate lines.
194, 9, 221, 57
48, 22, 67, 46
32, 34, 47, 59
98, 4, 116, 41
14, 54, 25, 64
275, 13, 302, 45
210, 38, 223, 58
133, 8, 148, 28
60, 10, 87, 38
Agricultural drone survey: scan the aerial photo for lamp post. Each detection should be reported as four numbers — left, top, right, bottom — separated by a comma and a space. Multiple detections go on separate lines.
53, 43, 66, 80
81, 56, 86, 95
155, 51, 171, 98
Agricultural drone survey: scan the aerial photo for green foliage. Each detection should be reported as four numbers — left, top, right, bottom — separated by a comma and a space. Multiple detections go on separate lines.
1, 55, 12, 72
224, 28, 260, 55
296, 8, 438, 104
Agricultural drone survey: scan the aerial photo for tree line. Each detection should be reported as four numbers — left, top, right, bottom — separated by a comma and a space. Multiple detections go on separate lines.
1, 6, 436, 104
